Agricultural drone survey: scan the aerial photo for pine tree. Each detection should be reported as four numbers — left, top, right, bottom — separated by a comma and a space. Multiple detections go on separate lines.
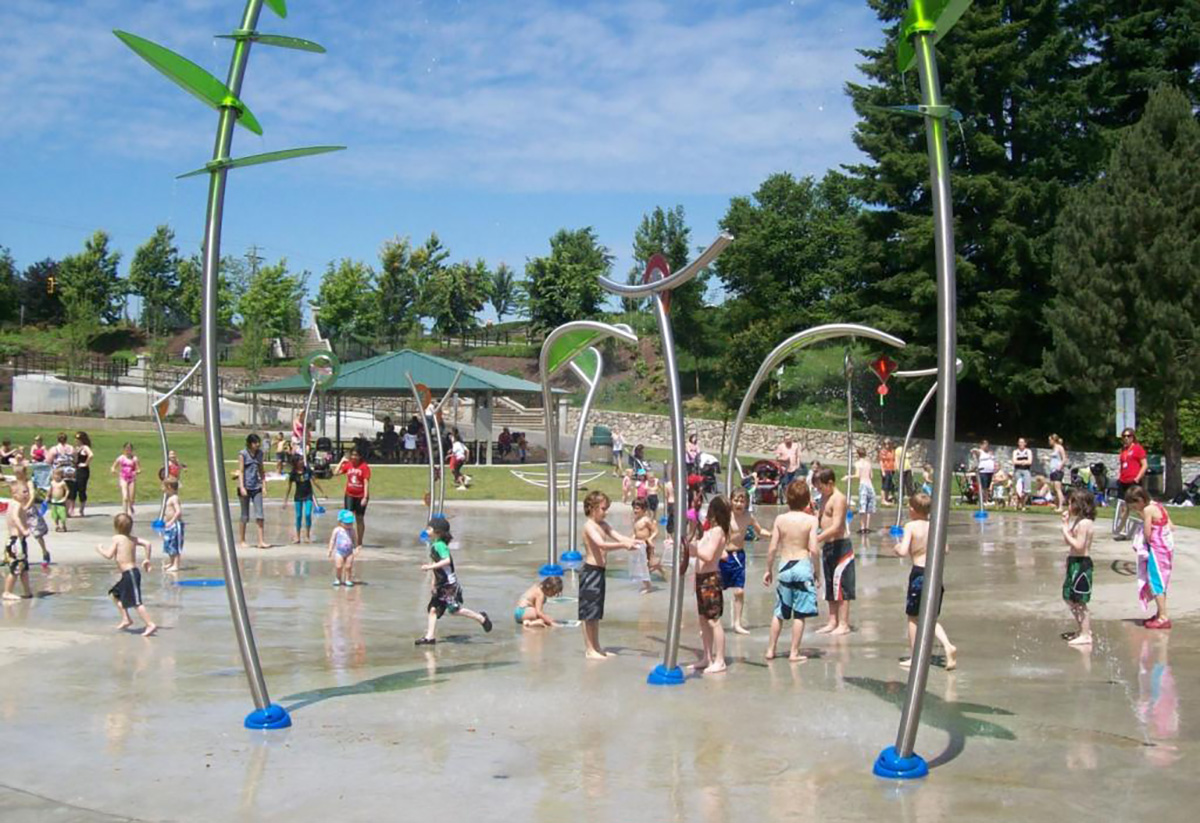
377, 237, 421, 347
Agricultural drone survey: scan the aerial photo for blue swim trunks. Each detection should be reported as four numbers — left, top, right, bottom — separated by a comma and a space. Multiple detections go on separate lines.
775, 558, 818, 620
718, 549, 747, 589
514, 606, 527, 625
162, 521, 184, 557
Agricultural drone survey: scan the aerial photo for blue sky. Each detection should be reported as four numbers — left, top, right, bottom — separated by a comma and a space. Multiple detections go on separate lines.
1, 0, 882, 316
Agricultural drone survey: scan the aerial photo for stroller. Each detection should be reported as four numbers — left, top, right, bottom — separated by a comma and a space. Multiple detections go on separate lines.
697, 452, 721, 494
745, 459, 783, 504
310, 437, 335, 478
954, 463, 978, 505
1072, 462, 1108, 506
1171, 473, 1200, 506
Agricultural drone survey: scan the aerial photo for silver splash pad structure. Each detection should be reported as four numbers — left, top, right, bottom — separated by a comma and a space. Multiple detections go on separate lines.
1, 502, 1195, 821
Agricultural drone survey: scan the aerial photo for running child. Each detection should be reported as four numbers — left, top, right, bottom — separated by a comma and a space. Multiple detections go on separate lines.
328, 509, 360, 587
283, 453, 324, 544
161, 477, 184, 573
3, 483, 33, 601
48, 468, 69, 533
416, 516, 491, 644
688, 494, 733, 674
724, 487, 770, 635
814, 467, 853, 635
854, 447, 877, 534
580, 490, 636, 660
893, 493, 956, 670
1126, 486, 1175, 629
13, 466, 50, 565
515, 576, 564, 628
629, 496, 654, 593
97, 513, 157, 637
111, 442, 140, 516
1060, 488, 1095, 645
762, 479, 820, 661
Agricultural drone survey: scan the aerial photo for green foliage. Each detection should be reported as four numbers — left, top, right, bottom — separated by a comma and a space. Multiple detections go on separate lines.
524, 227, 611, 332
59, 230, 123, 324
176, 253, 245, 332
488, 262, 519, 322
412, 232, 450, 323
629, 205, 713, 362
237, 258, 306, 341
426, 258, 489, 335
18, 259, 63, 324
1137, 399, 1200, 457
462, 342, 539, 359
0, 247, 18, 324
128, 225, 182, 333
377, 236, 422, 347
1045, 85, 1200, 494
316, 258, 378, 342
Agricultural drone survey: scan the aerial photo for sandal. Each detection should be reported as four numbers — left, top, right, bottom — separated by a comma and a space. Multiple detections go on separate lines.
415, 637, 436, 646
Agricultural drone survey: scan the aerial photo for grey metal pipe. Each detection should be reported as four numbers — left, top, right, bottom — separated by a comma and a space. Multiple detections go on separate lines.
300, 380, 317, 455
893, 359, 964, 529
894, 29, 959, 759
567, 348, 603, 555
154, 358, 203, 522
201, 0, 270, 712
845, 350, 854, 493
405, 368, 462, 520
405, 373, 436, 523
724, 324, 906, 497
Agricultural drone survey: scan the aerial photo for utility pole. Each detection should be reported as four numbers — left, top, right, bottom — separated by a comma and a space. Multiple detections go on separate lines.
245, 245, 264, 277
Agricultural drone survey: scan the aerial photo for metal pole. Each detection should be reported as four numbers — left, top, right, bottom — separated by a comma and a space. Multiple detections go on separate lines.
154, 358, 203, 523
895, 381, 938, 530
894, 29, 958, 759
567, 348, 603, 556
405, 373, 436, 523
542, 366, 562, 571
301, 380, 317, 457
845, 349, 854, 489
200, 0, 270, 713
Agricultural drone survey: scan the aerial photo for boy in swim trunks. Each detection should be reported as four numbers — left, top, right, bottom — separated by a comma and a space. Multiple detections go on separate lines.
3, 483, 33, 601
97, 513, 157, 636
416, 516, 492, 644
814, 467, 853, 635
515, 575, 564, 628
1060, 488, 1095, 646
580, 490, 636, 660
161, 477, 184, 572
762, 479, 820, 662
893, 494, 956, 670
688, 495, 734, 674
724, 488, 769, 635
48, 468, 69, 533
854, 447, 876, 534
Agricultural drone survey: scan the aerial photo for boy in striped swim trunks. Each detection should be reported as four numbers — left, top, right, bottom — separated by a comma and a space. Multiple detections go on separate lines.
814, 467, 853, 636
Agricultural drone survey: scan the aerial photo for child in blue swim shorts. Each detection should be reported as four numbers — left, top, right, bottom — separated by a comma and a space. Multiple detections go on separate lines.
762, 479, 821, 662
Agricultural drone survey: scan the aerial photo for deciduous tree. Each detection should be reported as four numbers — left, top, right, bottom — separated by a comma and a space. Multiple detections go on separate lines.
524, 227, 611, 332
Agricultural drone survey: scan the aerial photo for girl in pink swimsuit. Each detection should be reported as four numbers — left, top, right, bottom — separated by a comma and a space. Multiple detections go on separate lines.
1126, 486, 1174, 629
111, 443, 141, 516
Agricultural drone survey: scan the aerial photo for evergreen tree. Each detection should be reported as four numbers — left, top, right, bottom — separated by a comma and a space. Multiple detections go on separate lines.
524, 227, 611, 332
377, 236, 421, 346
18, 259, 63, 324
629, 206, 712, 361
0, 247, 18, 324
58, 230, 123, 324
128, 225, 181, 333
1045, 85, 1200, 497
315, 258, 378, 343
411, 232, 450, 327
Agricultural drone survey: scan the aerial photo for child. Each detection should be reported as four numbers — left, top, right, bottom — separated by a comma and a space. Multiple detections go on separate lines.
579, 490, 636, 659
688, 494, 733, 674
990, 467, 1009, 508
273, 432, 288, 475
1060, 488, 1095, 645
807, 461, 824, 513
416, 516, 492, 644
238, 434, 268, 550
283, 453, 324, 544
14, 466, 50, 565
893, 493, 956, 670
644, 472, 660, 515
854, 447, 876, 534
3, 484, 33, 601
111, 442, 140, 516
1126, 486, 1174, 629
167, 449, 186, 481
328, 510, 360, 587
814, 467, 853, 635
96, 513, 157, 637
724, 488, 769, 635
621, 468, 635, 505
515, 576, 565, 627
449, 434, 472, 490
48, 468, 69, 533
629, 497, 654, 593
161, 477, 184, 572
762, 479, 820, 661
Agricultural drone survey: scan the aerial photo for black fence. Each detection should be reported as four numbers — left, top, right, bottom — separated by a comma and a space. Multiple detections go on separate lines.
8, 353, 130, 387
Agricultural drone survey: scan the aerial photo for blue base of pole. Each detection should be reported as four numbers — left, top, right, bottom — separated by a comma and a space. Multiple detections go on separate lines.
151, 519, 166, 532
647, 664, 685, 686
973, 510, 989, 520
244, 704, 292, 730
873, 746, 928, 779
889, 525, 904, 537
560, 550, 583, 572
539, 563, 564, 577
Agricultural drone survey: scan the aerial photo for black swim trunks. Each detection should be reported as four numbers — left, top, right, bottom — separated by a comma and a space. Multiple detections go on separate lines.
1063, 556, 1093, 604
822, 538, 855, 602
905, 566, 944, 617
5, 536, 28, 575
109, 567, 143, 609
578, 563, 606, 621
428, 582, 464, 618
695, 571, 724, 621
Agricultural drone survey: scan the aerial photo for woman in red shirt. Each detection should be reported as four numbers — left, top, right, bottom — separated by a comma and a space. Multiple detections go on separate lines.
1115, 428, 1147, 541
336, 448, 371, 548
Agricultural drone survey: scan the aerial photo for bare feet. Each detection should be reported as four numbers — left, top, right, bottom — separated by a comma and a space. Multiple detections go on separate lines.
764, 648, 776, 661
733, 623, 751, 635
116, 619, 133, 630
899, 657, 912, 668
686, 659, 712, 673
788, 653, 808, 663
703, 661, 727, 674
142, 624, 158, 637
239, 541, 249, 550
944, 645, 958, 669
584, 650, 611, 660
815, 623, 837, 635
256, 543, 270, 549
830, 625, 852, 636
2, 592, 23, 602
1066, 634, 1092, 647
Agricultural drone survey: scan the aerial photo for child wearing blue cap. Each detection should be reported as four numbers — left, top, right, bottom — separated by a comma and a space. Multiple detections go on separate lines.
328, 509, 360, 587
416, 516, 491, 645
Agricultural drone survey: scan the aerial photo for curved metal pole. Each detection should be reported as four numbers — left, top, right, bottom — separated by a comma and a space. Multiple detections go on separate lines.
894, 29, 959, 760
300, 380, 318, 457
405, 368, 463, 520
154, 358, 203, 522
433, 369, 462, 514
597, 234, 732, 297
893, 359, 963, 529
724, 324, 906, 497
200, 0, 271, 713
405, 373, 436, 523
567, 348, 603, 554
845, 349, 854, 493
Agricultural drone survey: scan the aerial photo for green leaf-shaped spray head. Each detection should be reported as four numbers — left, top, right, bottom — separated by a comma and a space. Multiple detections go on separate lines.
175, 145, 346, 179
215, 32, 326, 53
263, 0, 288, 19
544, 328, 603, 377
113, 30, 263, 134
896, 0, 973, 72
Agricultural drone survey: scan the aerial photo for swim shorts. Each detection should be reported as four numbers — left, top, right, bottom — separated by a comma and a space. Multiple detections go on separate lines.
109, 567, 143, 609
428, 582, 463, 618
162, 522, 185, 557
822, 538, 855, 602
5, 536, 28, 575
343, 495, 368, 516
775, 559, 818, 620
695, 571, 724, 621
1063, 555, 1093, 604
514, 606, 529, 625
905, 566, 944, 617
718, 549, 746, 590
858, 482, 877, 514
647, 494, 659, 513
49, 502, 67, 524
578, 563, 606, 621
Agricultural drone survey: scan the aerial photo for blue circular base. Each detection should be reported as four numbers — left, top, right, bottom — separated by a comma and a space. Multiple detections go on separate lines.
176, 578, 226, 587
151, 519, 166, 531
560, 550, 584, 572
647, 664, 686, 686
873, 746, 928, 779
973, 510, 989, 520
539, 563, 564, 577
244, 703, 292, 730
418, 529, 429, 542
889, 525, 904, 537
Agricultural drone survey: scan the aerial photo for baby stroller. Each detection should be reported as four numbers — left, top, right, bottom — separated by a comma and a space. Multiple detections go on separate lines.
746, 459, 782, 504
954, 463, 978, 505
697, 452, 721, 494
310, 437, 335, 478
1170, 473, 1200, 506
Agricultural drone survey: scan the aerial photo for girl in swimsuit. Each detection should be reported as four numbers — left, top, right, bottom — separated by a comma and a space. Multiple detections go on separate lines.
1048, 434, 1068, 511
1126, 486, 1174, 629
29, 436, 46, 464
111, 443, 140, 516
514, 576, 564, 627
328, 509, 360, 587
629, 497, 655, 593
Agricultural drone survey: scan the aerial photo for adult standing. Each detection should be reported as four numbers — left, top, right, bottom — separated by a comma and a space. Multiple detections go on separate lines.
685, 433, 701, 472
612, 428, 625, 476
971, 440, 997, 504
630, 444, 649, 475
335, 447, 371, 549
46, 433, 76, 516
238, 434, 268, 550
1047, 434, 1068, 511
775, 434, 802, 490
879, 439, 897, 505
1012, 437, 1033, 511
1115, 427, 1148, 540
72, 432, 93, 517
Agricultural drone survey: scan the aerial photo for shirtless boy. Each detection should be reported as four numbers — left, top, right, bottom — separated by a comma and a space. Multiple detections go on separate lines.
814, 467, 853, 635
724, 488, 769, 634
580, 491, 635, 659
893, 493, 956, 670
762, 480, 820, 661
3, 484, 33, 601
96, 513, 157, 636
853, 447, 876, 534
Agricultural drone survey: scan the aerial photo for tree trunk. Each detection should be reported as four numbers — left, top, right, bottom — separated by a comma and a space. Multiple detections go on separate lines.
1162, 400, 1183, 499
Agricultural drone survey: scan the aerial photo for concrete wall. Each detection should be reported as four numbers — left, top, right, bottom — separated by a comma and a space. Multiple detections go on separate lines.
12, 375, 104, 415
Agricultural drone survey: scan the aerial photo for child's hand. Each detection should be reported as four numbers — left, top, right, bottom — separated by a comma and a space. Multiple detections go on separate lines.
762, 570, 772, 587
141, 559, 152, 573
420, 563, 432, 571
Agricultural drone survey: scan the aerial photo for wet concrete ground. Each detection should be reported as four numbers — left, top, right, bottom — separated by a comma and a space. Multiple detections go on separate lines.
1, 501, 1195, 822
